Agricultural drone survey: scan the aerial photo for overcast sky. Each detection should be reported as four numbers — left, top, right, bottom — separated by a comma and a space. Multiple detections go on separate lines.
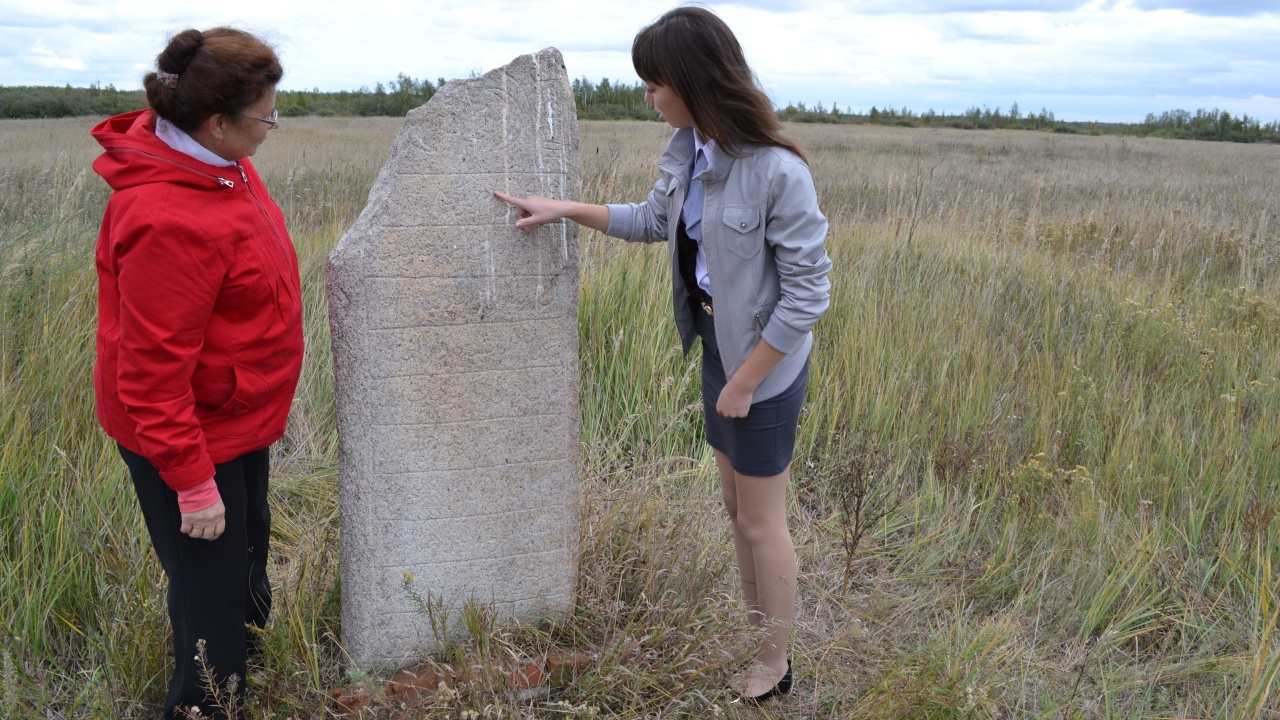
2, 0, 1278, 123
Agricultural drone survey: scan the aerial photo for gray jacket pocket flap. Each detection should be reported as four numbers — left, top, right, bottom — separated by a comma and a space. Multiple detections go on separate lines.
722, 206, 761, 234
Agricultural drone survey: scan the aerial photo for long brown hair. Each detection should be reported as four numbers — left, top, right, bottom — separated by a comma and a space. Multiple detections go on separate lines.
144, 27, 282, 133
632, 6, 805, 161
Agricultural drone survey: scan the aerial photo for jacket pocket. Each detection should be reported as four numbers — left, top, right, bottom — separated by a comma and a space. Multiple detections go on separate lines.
204, 363, 270, 439
721, 206, 763, 260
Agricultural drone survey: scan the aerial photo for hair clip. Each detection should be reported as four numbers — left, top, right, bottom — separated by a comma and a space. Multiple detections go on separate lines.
157, 70, 179, 88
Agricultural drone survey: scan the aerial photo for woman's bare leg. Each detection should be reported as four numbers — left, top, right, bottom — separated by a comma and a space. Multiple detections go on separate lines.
715, 450, 761, 626
716, 450, 795, 697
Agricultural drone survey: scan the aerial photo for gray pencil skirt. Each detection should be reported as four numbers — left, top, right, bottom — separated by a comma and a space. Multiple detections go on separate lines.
695, 301, 809, 477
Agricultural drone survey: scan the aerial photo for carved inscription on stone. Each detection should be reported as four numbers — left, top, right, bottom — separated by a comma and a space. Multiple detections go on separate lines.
327, 48, 580, 670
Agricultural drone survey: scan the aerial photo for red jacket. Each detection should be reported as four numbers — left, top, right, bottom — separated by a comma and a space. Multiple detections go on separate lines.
92, 109, 304, 492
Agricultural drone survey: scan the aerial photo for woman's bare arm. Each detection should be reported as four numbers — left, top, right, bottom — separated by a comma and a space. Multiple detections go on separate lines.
493, 191, 610, 233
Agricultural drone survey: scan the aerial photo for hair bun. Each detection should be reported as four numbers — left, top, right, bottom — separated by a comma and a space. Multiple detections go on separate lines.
156, 28, 205, 74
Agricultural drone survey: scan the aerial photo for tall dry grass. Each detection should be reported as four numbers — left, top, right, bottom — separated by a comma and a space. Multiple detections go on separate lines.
1, 115, 1277, 718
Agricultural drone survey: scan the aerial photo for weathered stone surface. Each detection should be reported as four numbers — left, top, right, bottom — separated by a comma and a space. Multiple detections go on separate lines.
327, 48, 580, 670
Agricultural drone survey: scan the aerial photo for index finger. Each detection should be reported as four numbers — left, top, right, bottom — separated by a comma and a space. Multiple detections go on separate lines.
492, 190, 522, 204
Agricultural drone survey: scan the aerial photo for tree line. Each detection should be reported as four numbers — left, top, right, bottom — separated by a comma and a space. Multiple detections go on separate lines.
3, 76, 1276, 144
780, 100, 1280, 143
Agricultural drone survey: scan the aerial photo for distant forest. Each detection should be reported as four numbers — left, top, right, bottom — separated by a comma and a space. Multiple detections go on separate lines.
3, 75, 1277, 144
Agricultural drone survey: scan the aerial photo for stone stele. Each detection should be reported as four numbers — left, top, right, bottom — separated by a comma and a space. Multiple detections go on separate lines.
327, 48, 581, 671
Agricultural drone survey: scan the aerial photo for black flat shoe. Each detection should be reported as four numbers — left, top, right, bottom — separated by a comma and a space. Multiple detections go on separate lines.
742, 660, 792, 705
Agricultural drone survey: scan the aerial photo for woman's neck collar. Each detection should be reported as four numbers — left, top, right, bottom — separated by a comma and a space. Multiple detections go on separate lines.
154, 116, 237, 167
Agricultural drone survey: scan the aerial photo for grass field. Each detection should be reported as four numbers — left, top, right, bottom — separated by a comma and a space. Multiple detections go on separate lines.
1, 116, 1278, 718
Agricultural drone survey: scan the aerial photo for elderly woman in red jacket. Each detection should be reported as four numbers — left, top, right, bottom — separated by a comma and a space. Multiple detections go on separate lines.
91, 27, 303, 719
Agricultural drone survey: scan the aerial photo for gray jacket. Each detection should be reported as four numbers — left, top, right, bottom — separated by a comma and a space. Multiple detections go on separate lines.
606, 127, 832, 401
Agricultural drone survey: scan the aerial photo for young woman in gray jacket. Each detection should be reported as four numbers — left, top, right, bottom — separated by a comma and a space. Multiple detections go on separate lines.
495, 6, 831, 704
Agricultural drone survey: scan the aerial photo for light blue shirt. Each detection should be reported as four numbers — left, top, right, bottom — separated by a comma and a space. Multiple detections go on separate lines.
683, 132, 714, 296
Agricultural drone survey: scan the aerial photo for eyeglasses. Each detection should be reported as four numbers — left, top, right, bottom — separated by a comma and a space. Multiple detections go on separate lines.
235, 108, 279, 128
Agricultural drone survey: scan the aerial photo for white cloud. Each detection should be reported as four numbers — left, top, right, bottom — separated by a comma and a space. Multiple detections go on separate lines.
25, 43, 84, 71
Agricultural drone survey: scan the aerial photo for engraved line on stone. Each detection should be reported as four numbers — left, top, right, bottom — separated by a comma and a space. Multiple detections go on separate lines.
371, 458, 566, 479
372, 412, 565, 428
533, 53, 542, 173
373, 497, 568, 512
368, 313, 568, 327
371, 311, 565, 327
370, 363, 565, 381
371, 318, 566, 330
545, 72, 554, 140
373, 220, 570, 231
371, 456, 569, 474
372, 363, 567, 377
371, 594, 570, 609
377, 518, 569, 530
501, 68, 510, 215
376, 511, 571, 525
380, 593, 573, 605
485, 225, 497, 309
559, 141, 569, 261
380, 547, 569, 567
387, 172, 571, 178
360, 272, 572, 280
465, 82, 478, 154
369, 216, 571, 225
359, 204, 377, 489
378, 505, 570, 522
372, 458, 564, 474
373, 591, 570, 602
537, 209, 545, 303
375, 594, 574, 610
371, 316, 569, 331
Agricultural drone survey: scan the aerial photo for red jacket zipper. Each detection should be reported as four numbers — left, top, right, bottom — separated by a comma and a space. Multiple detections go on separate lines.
106, 146, 236, 188
236, 163, 299, 293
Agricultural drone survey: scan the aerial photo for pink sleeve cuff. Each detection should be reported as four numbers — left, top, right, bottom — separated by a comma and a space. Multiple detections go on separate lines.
176, 477, 220, 514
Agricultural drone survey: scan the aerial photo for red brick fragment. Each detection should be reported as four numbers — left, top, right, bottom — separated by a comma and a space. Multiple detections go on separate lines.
387, 665, 444, 696
330, 685, 371, 717
546, 651, 593, 686
506, 658, 546, 690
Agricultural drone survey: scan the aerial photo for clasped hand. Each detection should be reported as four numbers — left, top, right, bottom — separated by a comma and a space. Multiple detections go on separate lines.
180, 499, 226, 541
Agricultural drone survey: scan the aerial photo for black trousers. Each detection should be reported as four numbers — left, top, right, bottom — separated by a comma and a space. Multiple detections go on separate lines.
119, 445, 272, 719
